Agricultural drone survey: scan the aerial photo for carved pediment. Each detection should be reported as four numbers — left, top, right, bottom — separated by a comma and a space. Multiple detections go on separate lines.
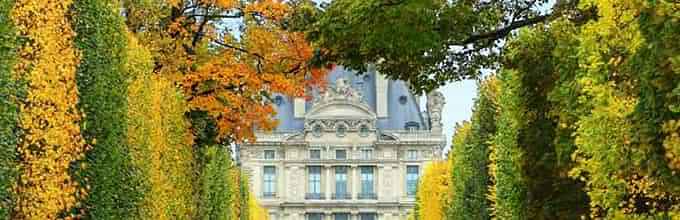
304, 78, 377, 132
306, 101, 376, 120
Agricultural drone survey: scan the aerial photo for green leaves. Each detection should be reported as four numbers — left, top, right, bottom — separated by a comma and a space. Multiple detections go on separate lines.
0, 0, 19, 218
71, 0, 143, 218
308, 0, 559, 93
447, 76, 498, 220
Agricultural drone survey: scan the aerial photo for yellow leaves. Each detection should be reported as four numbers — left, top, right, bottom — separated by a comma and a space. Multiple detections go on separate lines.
415, 161, 452, 220
248, 192, 270, 220
128, 73, 196, 219
11, 0, 88, 218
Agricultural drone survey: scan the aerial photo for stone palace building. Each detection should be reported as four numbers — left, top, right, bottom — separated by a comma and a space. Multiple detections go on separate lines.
238, 66, 446, 220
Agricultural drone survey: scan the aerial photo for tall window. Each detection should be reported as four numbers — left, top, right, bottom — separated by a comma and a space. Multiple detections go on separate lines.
334, 213, 350, 220
307, 213, 323, 220
310, 149, 321, 160
263, 166, 276, 197
264, 150, 275, 160
406, 165, 419, 197
360, 166, 374, 199
407, 149, 418, 160
308, 166, 322, 197
361, 149, 372, 160
336, 149, 347, 160
359, 213, 377, 220
335, 166, 348, 199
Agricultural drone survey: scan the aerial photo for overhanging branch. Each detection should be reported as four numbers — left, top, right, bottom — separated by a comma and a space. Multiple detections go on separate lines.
453, 13, 553, 46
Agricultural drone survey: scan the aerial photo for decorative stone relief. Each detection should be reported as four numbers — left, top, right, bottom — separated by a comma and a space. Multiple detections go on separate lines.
304, 119, 376, 132
314, 78, 364, 104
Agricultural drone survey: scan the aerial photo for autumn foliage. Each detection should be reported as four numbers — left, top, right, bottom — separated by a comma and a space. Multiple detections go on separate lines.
412, 161, 452, 220
11, 0, 88, 218
429, 1, 680, 219
0, 0, 329, 217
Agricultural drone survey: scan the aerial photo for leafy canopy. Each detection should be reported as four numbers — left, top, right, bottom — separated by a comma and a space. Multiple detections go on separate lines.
305, 0, 581, 93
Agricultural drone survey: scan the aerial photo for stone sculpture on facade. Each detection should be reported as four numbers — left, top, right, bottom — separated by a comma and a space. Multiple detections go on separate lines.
427, 90, 445, 133
316, 78, 364, 104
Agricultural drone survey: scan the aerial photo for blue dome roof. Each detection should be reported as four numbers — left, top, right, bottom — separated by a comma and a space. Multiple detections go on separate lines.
272, 66, 428, 131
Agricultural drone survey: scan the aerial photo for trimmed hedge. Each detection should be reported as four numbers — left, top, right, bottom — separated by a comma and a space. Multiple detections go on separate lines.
198, 146, 234, 220
128, 72, 196, 219
71, 0, 144, 218
0, 0, 19, 218
491, 70, 527, 220
447, 77, 498, 220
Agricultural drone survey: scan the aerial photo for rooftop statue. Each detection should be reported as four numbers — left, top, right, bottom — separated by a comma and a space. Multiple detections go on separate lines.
427, 90, 445, 133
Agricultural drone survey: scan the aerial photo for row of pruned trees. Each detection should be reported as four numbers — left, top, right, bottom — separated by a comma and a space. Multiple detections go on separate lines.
0, 0, 321, 219
411, 1, 679, 219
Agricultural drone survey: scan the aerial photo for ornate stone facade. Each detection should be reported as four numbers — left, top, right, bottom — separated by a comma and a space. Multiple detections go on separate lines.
239, 73, 445, 220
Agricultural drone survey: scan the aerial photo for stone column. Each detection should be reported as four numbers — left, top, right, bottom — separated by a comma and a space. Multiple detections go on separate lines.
375, 165, 381, 200
325, 165, 332, 200
351, 165, 359, 201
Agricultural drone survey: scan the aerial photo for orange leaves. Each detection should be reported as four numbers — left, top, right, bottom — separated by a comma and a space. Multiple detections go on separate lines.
245, 0, 289, 21
11, 0, 88, 218
178, 0, 328, 143
214, 0, 238, 9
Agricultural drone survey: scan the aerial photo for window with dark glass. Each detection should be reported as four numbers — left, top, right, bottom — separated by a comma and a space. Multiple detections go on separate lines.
264, 150, 275, 160
359, 213, 377, 220
312, 124, 322, 137
308, 166, 322, 199
407, 165, 419, 197
274, 95, 284, 106
309, 149, 321, 160
334, 166, 348, 199
360, 166, 375, 199
263, 166, 276, 197
404, 121, 420, 131
335, 149, 347, 160
334, 213, 350, 220
307, 213, 323, 220
399, 95, 408, 104
359, 125, 370, 137
336, 125, 347, 137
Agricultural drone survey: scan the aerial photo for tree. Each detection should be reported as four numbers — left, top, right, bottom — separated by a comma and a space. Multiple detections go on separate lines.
413, 161, 452, 220
489, 21, 589, 219
0, 0, 20, 218
10, 0, 88, 218
71, 0, 144, 218
121, 0, 328, 145
197, 145, 234, 220
567, 0, 680, 217
305, 0, 586, 92
127, 56, 196, 219
447, 77, 498, 220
